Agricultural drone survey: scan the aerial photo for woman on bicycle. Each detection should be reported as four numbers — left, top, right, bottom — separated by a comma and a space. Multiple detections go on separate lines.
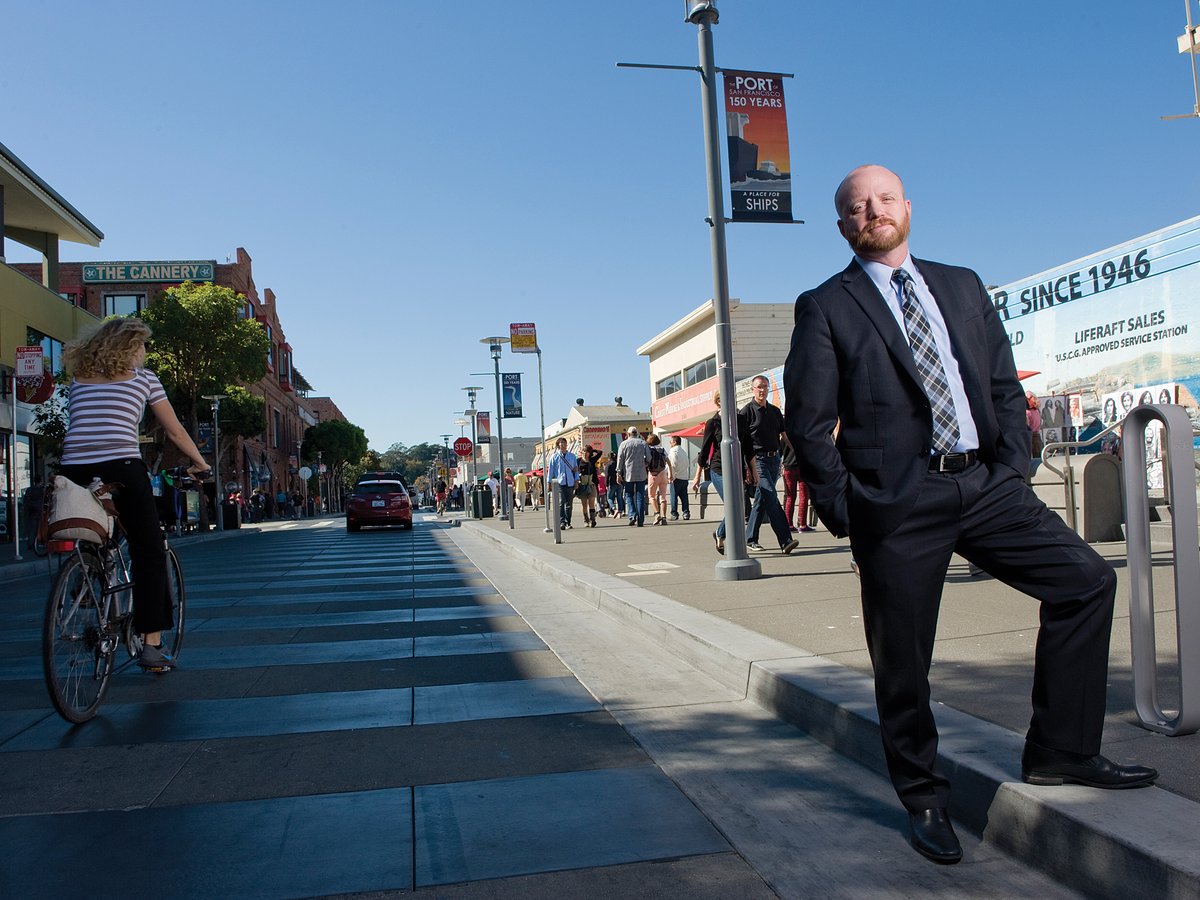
59, 318, 210, 671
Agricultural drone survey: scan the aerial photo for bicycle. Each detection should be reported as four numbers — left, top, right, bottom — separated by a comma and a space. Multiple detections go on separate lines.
41, 466, 202, 724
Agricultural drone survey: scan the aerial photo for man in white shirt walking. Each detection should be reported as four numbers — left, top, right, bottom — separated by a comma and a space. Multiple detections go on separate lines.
666, 435, 691, 521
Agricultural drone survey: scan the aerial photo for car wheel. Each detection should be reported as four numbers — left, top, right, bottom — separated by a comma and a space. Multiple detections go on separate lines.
347, 522, 361, 532
401, 521, 413, 530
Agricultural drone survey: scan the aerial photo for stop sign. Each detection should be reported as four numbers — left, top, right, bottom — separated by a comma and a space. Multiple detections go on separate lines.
453, 437, 474, 457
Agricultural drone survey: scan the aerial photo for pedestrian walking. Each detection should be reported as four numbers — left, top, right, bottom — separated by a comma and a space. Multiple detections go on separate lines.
615, 426, 651, 526
604, 452, 624, 518
645, 433, 671, 525
546, 438, 579, 528
576, 446, 601, 527
784, 163, 1156, 866
741, 375, 799, 554
666, 435, 691, 521
514, 469, 528, 511
691, 391, 754, 554
781, 437, 813, 533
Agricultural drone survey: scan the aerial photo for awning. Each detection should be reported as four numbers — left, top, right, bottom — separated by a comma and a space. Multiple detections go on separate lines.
671, 422, 707, 438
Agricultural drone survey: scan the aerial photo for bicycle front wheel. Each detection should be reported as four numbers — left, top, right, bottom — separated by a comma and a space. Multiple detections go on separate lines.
161, 547, 186, 658
43, 552, 113, 723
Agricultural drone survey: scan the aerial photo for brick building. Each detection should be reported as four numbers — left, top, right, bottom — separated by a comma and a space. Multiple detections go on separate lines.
13, 248, 333, 501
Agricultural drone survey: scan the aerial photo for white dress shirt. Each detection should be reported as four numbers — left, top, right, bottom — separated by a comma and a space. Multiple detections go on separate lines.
856, 254, 980, 454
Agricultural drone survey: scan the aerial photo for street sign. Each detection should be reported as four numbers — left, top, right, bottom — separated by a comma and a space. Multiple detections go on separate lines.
453, 437, 474, 457
15, 346, 43, 377
510, 322, 538, 353
298, 466, 313, 480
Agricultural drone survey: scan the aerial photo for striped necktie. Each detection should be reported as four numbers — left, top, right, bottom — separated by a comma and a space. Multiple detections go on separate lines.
892, 268, 960, 454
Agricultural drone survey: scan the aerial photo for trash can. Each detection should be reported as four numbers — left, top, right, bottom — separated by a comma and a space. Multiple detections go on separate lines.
221, 500, 241, 530
471, 486, 493, 519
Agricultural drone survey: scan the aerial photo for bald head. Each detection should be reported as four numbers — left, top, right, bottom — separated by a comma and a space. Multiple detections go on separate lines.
834, 165, 905, 216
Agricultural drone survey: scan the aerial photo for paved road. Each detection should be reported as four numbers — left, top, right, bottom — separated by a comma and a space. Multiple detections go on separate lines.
0, 517, 1080, 898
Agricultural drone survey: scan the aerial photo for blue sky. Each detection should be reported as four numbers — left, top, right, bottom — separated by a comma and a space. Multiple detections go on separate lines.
5, 1, 1199, 450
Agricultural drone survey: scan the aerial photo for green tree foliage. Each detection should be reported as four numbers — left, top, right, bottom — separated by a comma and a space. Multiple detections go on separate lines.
304, 419, 369, 502
139, 282, 270, 437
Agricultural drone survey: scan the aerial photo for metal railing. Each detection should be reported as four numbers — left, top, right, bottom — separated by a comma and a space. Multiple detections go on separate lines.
1040, 421, 1121, 531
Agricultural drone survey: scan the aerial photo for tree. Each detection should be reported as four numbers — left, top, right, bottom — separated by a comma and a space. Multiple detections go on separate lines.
139, 282, 270, 438
303, 419, 368, 511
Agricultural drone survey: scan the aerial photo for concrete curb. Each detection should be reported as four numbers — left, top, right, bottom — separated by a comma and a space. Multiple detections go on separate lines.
460, 519, 1200, 900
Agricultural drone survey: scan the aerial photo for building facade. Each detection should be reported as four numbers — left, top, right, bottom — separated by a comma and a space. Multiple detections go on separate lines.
1, 141, 104, 543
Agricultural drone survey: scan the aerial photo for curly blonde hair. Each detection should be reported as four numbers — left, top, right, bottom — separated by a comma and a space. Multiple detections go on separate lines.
63, 318, 152, 379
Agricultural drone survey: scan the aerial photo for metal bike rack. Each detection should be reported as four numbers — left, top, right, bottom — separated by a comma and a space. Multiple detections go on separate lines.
1121, 404, 1200, 736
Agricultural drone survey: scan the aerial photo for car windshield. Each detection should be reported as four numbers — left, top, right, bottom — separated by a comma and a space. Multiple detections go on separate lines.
355, 482, 405, 495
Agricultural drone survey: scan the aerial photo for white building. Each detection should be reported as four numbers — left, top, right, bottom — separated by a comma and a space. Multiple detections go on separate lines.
637, 298, 794, 438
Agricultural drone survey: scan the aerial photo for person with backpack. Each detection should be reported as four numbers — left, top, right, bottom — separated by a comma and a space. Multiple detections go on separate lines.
614, 426, 651, 526
645, 433, 672, 525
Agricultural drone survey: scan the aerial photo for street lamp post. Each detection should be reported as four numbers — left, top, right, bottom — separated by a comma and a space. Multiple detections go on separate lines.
684, 1, 760, 581
462, 387, 483, 488
202, 393, 227, 531
480, 337, 510, 520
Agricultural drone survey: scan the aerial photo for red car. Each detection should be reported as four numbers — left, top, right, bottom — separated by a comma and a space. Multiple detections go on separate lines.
346, 478, 413, 531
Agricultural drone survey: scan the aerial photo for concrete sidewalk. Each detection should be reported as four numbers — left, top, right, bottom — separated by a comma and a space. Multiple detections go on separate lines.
457, 502, 1200, 899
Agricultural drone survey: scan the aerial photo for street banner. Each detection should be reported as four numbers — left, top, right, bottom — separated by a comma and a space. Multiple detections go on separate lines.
502, 373, 522, 418
510, 322, 538, 353
992, 215, 1200, 445
477, 411, 492, 444
723, 70, 792, 223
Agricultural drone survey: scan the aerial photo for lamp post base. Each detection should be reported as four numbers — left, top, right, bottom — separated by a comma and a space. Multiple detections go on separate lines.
714, 558, 762, 581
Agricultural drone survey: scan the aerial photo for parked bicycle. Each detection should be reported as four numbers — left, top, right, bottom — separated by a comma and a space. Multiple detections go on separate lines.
41, 466, 203, 724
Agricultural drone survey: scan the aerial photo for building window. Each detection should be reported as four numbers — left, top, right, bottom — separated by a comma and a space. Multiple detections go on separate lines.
26, 328, 65, 376
264, 324, 275, 371
272, 408, 282, 448
684, 355, 717, 387
655, 372, 684, 399
58, 292, 79, 306
103, 294, 145, 317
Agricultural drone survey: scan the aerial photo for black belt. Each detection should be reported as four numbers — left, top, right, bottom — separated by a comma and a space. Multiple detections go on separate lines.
755, 450, 779, 458
929, 450, 977, 473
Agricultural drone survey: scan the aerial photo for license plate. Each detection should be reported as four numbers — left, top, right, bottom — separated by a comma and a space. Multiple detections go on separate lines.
372, 500, 385, 507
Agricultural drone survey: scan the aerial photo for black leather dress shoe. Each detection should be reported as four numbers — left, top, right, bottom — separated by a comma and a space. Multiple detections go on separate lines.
1022, 743, 1158, 789
908, 808, 962, 865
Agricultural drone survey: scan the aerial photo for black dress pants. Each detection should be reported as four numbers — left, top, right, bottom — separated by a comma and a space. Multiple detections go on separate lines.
849, 460, 1117, 812
60, 458, 172, 635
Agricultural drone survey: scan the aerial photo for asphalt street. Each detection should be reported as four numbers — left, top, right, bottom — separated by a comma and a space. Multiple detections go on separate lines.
0, 516, 1083, 898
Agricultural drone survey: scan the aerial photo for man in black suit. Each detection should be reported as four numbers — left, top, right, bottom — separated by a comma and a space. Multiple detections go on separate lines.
783, 164, 1156, 865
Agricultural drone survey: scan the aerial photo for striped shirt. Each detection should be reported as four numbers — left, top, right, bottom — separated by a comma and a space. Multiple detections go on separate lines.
60, 369, 167, 465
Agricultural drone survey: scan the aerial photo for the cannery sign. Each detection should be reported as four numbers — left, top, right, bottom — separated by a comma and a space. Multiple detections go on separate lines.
83, 261, 217, 283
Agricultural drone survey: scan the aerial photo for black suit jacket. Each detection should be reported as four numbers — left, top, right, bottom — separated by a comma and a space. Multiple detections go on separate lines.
783, 258, 1029, 538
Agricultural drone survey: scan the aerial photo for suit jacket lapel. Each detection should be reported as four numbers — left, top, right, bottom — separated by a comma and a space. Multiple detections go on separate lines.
915, 258, 982, 391
841, 260, 923, 388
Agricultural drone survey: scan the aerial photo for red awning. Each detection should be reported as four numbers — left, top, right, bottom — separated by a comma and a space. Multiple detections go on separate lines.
672, 422, 707, 438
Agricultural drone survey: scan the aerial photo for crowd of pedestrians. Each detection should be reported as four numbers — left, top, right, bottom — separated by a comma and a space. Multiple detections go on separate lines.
524, 411, 816, 555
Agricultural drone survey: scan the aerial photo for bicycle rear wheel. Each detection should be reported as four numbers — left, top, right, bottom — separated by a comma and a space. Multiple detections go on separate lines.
43, 551, 114, 723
